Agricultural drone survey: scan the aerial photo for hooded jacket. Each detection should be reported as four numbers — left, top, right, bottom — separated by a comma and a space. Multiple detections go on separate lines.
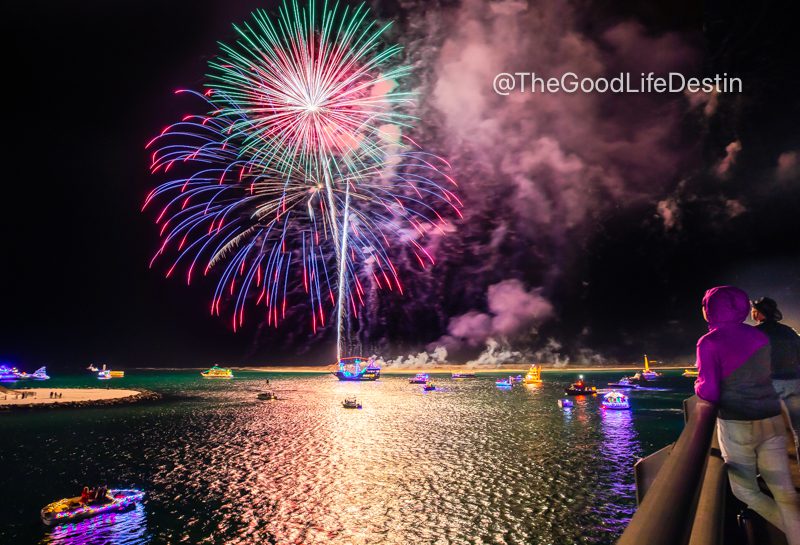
694, 286, 781, 420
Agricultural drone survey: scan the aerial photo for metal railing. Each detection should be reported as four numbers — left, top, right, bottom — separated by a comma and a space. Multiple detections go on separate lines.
617, 396, 718, 545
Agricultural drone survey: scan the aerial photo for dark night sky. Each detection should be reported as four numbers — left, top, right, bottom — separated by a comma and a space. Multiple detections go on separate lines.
1, 0, 798, 369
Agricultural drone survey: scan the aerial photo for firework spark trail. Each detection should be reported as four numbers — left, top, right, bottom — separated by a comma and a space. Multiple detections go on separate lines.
145, 1, 461, 360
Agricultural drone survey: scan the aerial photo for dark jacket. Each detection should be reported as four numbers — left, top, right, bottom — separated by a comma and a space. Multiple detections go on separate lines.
756, 320, 800, 380
694, 286, 782, 420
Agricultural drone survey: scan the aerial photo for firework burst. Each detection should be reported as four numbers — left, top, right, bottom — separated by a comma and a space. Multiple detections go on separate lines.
144, 1, 461, 355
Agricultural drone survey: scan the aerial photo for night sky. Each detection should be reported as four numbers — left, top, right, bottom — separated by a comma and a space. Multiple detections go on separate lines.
2, 0, 798, 369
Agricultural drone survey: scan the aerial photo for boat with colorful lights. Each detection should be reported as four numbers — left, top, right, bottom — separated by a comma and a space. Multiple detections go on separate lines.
409, 373, 429, 384
564, 376, 597, 395
201, 365, 234, 379
332, 356, 380, 381
495, 377, 513, 387
0, 365, 21, 381
40, 489, 145, 526
606, 376, 639, 389
639, 355, 662, 381
558, 398, 574, 409
423, 381, 436, 391
451, 372, 477, 379
522, 365, 543, 385
601, 391, 631, 410
682, 368, 698, 377
341, 396, 362, 409
29, 366, 50, 380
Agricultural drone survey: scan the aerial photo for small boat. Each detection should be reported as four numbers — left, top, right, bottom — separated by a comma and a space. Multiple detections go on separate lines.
522, 365, 543, 385
602, 391, 631, 410
639, 355, 662, 381
87, 364, 99, 373
30, 367, 50, 380
682, 368, 698, 378
97, 370, 111, 380
607, 376, 639, 389
451, 372, 477, 379
423, 381, 436, 391
332, 356, 380, 381
257, 391, 277, 400
0, 365, 22, 382
201, 365, 234, 379
109, 370, 125, 378
564, 376, 597, 395
409, 373, 430, 384
40, 489, 145, 526
342, 396, 362, 409
509, 375, 523, 383
558, 398, 574, 409
495, 377, 513, 387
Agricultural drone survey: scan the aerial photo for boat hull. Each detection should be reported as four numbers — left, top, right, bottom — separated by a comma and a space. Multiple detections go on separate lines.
41, 489, 144, 526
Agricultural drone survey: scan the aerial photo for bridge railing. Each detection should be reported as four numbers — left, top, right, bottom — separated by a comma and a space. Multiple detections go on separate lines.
617, 396, 718, 545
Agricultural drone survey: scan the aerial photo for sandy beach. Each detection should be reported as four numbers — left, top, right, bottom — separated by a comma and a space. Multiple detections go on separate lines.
0, 388, 142, 407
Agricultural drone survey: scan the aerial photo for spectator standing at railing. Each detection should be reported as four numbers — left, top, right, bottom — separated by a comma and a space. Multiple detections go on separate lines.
752, 296, 800, 464
695, 286, 800, 543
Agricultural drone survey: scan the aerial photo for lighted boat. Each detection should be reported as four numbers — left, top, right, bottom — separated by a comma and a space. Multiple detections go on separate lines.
87, 364, 99, 372
257, 391, 277, 400
451, 372, 477, 379
0, 365, 22, 382
564, 376, 597, 395
34, 367, 50, 380
495, 377, 513, 387
558, 398, 574, 409
342, 396, 362, 409
332, 356, 380, 381
682, 368, 698, 378
639, 355, 662, 381
423, 381, 436, 391
40, 489, 145, 526
109, 370, 125, 378
607, 376, 639, 389
201, 365, 234, 379
602, 391, 631, 410
409, 373, 429, 384
522, 365, 543, 385
97, 370, 111, 380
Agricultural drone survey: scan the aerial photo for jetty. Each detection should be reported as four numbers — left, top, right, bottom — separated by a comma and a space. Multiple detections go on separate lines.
618, 396, 799, 545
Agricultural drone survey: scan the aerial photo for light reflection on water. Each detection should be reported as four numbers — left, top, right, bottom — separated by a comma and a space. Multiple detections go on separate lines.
42, 504, 149, 545
1, 371, 691, 545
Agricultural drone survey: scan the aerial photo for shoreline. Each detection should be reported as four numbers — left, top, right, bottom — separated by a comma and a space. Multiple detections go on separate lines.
0, 388, 160, 411
236, 364, 691, 374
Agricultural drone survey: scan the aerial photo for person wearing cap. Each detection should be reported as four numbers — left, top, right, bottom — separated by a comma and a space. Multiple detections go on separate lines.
695, 286, 800, 541
752, 296, 800, 463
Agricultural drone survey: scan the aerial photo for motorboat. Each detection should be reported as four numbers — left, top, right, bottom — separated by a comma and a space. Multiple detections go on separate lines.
257, 391, 277, 400
451, 372, 477, 379
607, 376, 639, 389
510, 375, 523, 383
333, 356, 380, 381
558, 399, 574, 409
40, 489, 145, 526
522, 365, 543, 385
342, 396, 362, 409
682, 368, 698, 378
109, 370, 125, 378
423, 381, 436, 391
564, 376, 597, 395
409, 373, 429, 384
0, 365, 22, 382
495, 377, 513, 388
639, 355, 662, 381
602, 391, 631, 410
201, 365, 234, 379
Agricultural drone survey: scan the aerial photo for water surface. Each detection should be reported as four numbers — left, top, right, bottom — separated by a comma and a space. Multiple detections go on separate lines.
0, 370, 692, 544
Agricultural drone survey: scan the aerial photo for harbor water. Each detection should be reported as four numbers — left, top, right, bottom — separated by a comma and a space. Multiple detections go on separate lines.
0, 370, 693, 544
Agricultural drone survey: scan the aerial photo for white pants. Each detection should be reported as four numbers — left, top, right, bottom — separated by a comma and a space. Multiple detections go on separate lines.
717, 416, 800, 545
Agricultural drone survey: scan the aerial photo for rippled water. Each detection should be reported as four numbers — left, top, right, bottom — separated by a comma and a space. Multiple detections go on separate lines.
0, 370, 692, 544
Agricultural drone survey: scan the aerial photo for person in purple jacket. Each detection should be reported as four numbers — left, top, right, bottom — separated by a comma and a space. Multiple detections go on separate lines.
695, 286, 800, 542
